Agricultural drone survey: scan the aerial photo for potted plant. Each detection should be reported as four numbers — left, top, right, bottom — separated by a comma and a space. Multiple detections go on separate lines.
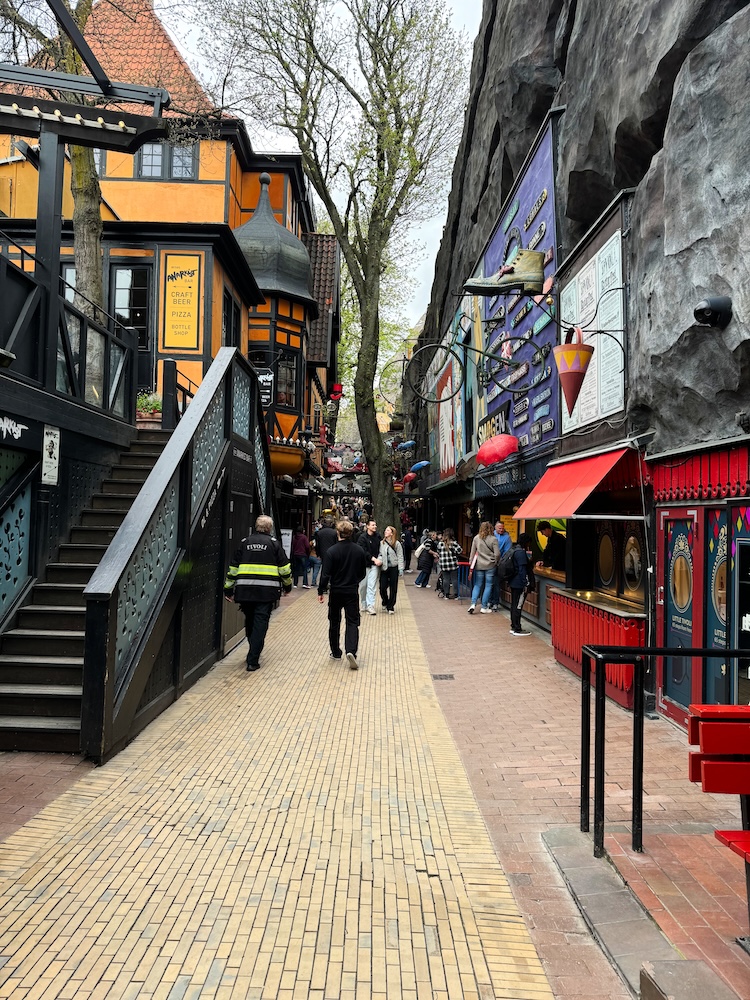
136, 390, 162, 428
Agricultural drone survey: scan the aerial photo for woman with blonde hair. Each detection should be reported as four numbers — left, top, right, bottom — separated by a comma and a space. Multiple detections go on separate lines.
378, 525, 405, 614
468, 521, 500, 614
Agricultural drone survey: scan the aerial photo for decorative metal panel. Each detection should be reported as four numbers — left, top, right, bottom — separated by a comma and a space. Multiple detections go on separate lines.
0, 484, 30, 619
254, 424, 268, 511
115, 473, 179, 691
0, 448, 25, 490
232, 365, 252, 441
191, 385, 225, 515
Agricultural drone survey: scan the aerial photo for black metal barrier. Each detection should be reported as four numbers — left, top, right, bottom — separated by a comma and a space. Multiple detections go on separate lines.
580, 646, 748, 857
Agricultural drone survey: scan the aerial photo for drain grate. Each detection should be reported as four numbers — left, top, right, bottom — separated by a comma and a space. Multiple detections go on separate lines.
432, 673, 455, 680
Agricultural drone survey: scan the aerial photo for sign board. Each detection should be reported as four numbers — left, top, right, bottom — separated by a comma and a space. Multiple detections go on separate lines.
560, 230, 625, 432
476, 119, 559, 458
41, 425, 60, 485
162, 252, 202, 350
281, 528, 292, 557
256, 368, 274, 408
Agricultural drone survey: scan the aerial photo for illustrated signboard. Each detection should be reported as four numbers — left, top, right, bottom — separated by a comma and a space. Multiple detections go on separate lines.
162, 252, 203, 351
560, 230, 625, 432
472, 118, 559, 458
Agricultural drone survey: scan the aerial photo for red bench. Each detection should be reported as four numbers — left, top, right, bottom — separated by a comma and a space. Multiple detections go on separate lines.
688, 703, 750, 952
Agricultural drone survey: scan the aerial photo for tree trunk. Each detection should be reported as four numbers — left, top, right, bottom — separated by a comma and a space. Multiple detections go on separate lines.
69, 144, 103, 315
354, 296, 400, 529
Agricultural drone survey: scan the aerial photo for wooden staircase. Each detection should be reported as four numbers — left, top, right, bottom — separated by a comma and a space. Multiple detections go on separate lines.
0, 430, 171, 752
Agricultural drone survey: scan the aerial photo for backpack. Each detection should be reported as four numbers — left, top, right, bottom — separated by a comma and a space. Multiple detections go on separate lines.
497, 543, 518, 583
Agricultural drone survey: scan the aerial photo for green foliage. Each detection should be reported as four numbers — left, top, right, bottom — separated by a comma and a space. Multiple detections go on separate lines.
136, 390, 162, 415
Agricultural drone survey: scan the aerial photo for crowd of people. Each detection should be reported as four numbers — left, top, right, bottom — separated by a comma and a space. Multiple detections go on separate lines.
224, 512, 541, 676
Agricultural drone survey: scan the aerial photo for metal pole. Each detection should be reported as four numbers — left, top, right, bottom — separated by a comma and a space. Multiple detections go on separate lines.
594, 655, 607, 858
632, 656, 645, 852
580, 650, 591, 832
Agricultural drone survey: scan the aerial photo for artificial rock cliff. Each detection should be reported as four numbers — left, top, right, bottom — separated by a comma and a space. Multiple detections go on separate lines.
424, 0, 750, 453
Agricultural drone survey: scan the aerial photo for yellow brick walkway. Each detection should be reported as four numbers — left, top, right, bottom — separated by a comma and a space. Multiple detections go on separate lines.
0, 590, 553, 1000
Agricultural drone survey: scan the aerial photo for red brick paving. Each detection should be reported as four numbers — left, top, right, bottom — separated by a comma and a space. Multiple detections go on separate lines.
407, 583, 750, 999
0, 751, 93, 840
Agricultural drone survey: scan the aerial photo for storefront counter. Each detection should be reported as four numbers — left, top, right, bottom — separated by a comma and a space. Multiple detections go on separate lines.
549, 588, 647, 709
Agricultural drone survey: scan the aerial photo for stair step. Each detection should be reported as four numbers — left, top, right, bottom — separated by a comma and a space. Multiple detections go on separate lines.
101, 480, 141, 496
69, 525, 118, 546
0, 716, 80, 752
0, 684, 82, 718
0, 654, 83, 685
109, 466, 152, 482
79, 509, 127, 528
1, 629, 85, 657
136, 429, 171, 444
58, 543, 108, 564
119, 452, 160, 468
32, 584, 85, 607
90, 493, 134, 511
46, 563, 98, 585
127, 444, 165, 458
16, 606, 86, 631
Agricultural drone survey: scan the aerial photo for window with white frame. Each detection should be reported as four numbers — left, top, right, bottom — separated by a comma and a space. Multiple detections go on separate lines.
137, 142, 197, 180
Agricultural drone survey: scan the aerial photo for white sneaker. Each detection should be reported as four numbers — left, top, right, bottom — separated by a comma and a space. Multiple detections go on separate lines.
510, 629, 531, 636
367, 608, 376, 615
424, 584, 431, 589
480, 607, 492, 614
302, 585, 310, 589
467, 605, 475, 614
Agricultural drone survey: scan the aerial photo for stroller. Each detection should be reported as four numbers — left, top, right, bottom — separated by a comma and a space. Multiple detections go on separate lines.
435, 571, 445, 598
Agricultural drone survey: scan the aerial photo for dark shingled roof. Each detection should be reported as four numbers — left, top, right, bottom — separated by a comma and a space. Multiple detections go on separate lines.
303, 232, 340, 365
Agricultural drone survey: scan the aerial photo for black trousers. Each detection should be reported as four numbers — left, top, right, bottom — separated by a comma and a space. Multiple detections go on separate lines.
510, 588, 526, 632
379, 566, 399, 611
239, 601, 273, 665
328, 589, 361, 656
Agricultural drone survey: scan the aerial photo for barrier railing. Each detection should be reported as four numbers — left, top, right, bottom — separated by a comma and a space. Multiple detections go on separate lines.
580, 645, 748, 857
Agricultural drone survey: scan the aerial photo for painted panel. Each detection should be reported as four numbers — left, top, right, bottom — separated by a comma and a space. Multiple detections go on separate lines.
664, 518, 694, 708
473, 120, 558, 457
705, 508, 729, 703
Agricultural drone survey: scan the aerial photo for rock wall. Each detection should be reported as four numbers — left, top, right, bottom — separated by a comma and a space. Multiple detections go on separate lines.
424, 0, 750, 453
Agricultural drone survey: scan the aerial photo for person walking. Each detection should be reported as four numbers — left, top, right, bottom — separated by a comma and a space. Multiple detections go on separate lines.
319, 519, 369, 670
314, 517, 338, 564
402, 525, 414, 572
413, 529, 437, 588
291, 525, 311, 588
437, 527, 463, 600
379, 525, 405, 614
357, 518, 382, 614
508, 532, 535, 636
223, 514, 292, 671
490, 520, 513, 611
467, 521, 500, 614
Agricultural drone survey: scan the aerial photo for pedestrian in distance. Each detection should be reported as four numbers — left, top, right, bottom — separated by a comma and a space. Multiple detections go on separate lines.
379, 525, 405, 614
357, 518, 382, 614
467, 521, 500, 614
413, 529, 437, 588
224, 514, 292, 671
314, 517, 338, 564
291, 525, 311, 588
508, 532, 536, 636
402, 525, 414, 572
318, 519, 369, 670
437, 527, 462, 600
489, 519, 513, 611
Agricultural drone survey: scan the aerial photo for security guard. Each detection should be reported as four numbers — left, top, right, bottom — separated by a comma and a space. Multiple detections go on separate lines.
224, 514, 292, 671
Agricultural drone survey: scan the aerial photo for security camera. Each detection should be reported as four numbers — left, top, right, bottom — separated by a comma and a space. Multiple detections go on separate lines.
694, 296, 732, 329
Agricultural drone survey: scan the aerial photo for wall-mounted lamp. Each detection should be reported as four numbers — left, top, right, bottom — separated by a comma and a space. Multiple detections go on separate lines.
694, 296, 732, 329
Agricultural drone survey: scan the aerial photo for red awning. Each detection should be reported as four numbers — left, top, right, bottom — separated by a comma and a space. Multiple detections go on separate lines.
514, 448, 630, 520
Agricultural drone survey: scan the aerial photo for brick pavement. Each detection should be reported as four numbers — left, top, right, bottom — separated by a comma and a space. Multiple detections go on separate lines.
407, 582, 750, 999
0, 590, 553, 1000
0, 752, 93, 841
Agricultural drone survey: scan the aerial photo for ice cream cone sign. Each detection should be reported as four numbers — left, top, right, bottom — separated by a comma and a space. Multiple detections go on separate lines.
553, 326, 594, 416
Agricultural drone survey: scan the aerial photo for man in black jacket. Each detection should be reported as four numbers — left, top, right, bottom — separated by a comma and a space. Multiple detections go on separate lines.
357, 518, 382, 614
224, 515, 292, 671
313, 517, 338, 564
318, 519, 369, 670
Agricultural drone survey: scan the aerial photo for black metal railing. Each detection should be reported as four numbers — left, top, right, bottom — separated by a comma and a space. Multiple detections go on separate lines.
81, 348, 277, 762
161, 359, 198, 430
580, 645, 748, 857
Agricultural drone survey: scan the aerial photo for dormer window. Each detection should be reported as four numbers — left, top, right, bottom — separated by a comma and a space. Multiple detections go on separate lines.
137, 142, 198, 180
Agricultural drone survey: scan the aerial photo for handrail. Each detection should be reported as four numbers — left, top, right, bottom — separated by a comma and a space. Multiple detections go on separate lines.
580, 644, 748, 858
0, 226, 40, 269
85, 348, 235, 600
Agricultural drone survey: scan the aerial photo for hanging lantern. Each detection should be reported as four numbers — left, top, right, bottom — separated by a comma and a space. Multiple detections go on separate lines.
553, 325, 595, 416
477, 434, 519, 467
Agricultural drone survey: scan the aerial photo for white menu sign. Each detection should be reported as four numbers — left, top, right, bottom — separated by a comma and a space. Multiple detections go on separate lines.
561, 231, 625, 434
41, 425, 60, 485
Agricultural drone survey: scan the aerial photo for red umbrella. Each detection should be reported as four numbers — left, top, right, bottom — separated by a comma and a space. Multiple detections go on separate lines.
403, 472, 418, 484
477, 434, 519, 467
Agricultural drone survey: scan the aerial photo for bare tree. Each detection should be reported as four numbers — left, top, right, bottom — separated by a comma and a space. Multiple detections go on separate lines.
202, 0, 469, 525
